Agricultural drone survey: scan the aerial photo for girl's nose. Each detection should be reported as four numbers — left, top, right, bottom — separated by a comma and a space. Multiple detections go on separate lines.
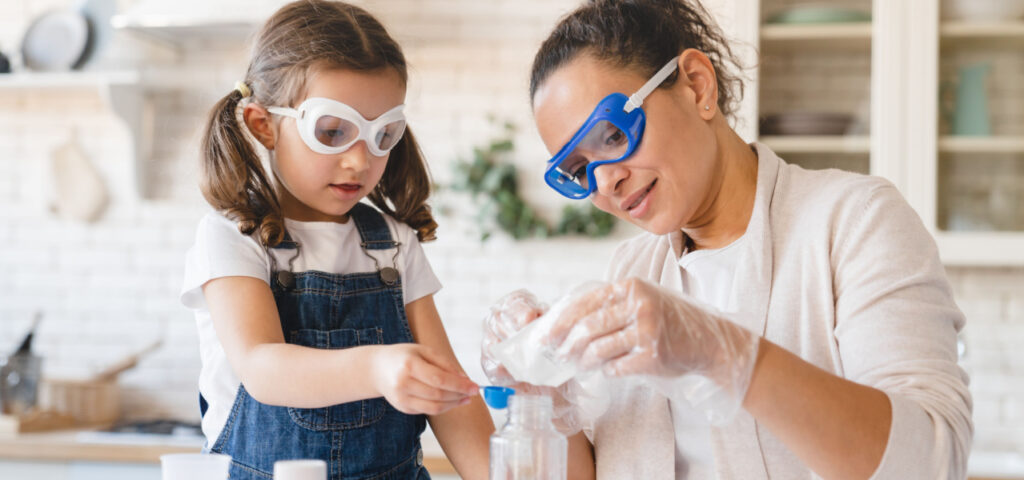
339, 141, 371, 172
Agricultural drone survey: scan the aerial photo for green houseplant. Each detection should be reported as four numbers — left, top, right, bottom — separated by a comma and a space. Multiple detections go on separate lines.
448, 121, 616, 241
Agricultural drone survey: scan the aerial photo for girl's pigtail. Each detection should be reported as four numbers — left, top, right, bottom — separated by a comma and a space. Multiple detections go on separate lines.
368, 128, 439, 242
200, 89, 285, 247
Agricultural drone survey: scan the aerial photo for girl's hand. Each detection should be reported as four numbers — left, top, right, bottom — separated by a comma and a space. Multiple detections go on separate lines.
371, 344, 479, 415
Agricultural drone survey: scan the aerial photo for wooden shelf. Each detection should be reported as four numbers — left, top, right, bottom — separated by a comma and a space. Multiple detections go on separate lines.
0, 71, 140, 89
759, 135, 870, 154
937, 232, 1024, 266
760, 23, 872, 49
939, 136, 1024, 153
941, 21, 1024, 47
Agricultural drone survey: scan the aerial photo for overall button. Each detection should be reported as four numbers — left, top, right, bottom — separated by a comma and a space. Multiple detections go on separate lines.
379, 267, 399, 285
277, 271, 295, 289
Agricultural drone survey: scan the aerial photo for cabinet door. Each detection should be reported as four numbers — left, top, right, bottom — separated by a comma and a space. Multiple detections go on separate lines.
757, 0, 873, 174
936, 6, 1024, 233
929, 1, 1024, 265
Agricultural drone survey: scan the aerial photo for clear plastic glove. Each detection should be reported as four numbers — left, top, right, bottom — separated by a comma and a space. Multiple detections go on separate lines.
481, 290, 591, 435
545, 277, 762, 416
481, 289, 547, 386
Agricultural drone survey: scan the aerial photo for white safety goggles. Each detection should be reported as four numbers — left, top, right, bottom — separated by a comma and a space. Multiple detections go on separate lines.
267, 97, 407, 157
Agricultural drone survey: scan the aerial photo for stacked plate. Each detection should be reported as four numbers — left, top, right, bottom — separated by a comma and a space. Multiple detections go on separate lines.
766, 4, 872, 24
760, 112, 855, 136
941, 0, 1024, 21
20, 1, 115, 72
21, 10, 91, 71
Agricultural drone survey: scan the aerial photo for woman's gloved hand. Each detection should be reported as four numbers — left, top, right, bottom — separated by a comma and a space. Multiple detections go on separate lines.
545, 277, 762, 403
481, 289, 588, 434
481, 289, 547, 385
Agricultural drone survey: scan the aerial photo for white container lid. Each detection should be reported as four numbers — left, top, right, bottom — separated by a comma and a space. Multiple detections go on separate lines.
274, 459, 327, 480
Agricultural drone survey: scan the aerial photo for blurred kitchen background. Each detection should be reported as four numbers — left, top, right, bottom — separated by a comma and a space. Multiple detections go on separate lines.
0, 0, 1022, 478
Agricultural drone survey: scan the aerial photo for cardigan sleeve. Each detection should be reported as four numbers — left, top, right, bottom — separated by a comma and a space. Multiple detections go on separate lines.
830, 181, 972, 479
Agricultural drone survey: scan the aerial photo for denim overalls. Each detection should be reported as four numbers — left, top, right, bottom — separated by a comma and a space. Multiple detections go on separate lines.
204, 204, 430, 479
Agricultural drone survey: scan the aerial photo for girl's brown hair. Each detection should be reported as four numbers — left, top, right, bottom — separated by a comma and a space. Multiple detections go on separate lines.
529, 0, 745, 120
200, 0, 437, 246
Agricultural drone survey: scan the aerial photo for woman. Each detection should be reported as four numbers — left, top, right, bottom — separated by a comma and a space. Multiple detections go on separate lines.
483, 0, 972, 478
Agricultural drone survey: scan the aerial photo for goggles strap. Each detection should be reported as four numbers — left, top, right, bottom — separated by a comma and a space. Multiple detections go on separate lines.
625, 56, 681, 113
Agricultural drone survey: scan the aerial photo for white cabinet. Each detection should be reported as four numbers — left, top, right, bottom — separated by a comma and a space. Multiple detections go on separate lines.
738, 0, 1024, 265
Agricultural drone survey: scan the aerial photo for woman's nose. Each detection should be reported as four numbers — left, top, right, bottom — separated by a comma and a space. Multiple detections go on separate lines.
592, 162, 628, 197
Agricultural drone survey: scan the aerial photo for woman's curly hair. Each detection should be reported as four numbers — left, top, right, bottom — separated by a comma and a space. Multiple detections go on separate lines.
530, 0, 745, 120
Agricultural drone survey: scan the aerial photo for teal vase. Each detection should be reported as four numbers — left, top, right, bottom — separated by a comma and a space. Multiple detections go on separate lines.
952, 63, 992, 136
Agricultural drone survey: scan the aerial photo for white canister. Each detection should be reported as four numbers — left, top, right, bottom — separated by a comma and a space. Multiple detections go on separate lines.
274, 459, 327, 480
160, 453, 231, 480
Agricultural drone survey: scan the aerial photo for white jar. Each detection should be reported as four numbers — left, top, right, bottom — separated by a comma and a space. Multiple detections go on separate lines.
274, 459, 327, 480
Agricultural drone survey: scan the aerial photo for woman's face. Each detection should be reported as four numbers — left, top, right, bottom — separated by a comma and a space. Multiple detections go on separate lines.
271, 67, 405, 223
533, 54, 721, 235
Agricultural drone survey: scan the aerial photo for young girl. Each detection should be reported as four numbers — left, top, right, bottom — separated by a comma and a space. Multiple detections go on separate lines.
180, 2, 493, 478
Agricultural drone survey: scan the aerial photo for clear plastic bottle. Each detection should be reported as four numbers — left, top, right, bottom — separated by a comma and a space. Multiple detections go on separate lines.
489, 394, 567, 480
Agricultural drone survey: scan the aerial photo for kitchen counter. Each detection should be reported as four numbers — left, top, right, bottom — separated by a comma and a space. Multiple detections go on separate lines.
0, 429, 456, 474
5, 430, 1014, 479
0, 430, 200, 464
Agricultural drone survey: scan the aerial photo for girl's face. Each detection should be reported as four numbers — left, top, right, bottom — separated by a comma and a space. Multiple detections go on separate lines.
270, 67, 406, 223
533, 54, 721, 235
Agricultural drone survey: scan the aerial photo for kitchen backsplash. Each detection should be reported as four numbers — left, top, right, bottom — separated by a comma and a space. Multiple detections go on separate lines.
1, 0, 1022, 455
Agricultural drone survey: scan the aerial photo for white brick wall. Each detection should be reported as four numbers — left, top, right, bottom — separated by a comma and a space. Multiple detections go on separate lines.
1, 0, 1021, 457
0, 0, 607, 424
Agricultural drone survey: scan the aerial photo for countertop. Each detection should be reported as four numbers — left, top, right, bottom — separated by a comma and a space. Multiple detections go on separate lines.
0, 429, 456, 474
0, 430, 1018, 479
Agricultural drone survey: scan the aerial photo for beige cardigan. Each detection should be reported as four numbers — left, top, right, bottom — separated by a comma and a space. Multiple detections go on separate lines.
591, 143, 972, 479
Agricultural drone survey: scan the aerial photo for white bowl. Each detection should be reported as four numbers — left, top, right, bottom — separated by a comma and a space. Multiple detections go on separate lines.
943, 0, 1024, 21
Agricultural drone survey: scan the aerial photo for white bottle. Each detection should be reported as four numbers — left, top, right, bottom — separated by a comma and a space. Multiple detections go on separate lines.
274, 459, 327, 480
489, 394, 568, 480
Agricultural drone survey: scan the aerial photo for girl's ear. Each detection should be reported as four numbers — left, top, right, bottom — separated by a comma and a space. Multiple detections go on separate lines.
243, 103, 277, 150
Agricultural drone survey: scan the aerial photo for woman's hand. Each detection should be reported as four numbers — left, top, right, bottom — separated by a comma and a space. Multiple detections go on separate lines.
481, 289, 589, 434
546, 277, 760, 391
371, 344, 479, 415
481, 289, 547, 384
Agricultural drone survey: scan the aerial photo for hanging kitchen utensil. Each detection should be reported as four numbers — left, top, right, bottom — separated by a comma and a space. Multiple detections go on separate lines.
0, 47, 11, 74
49, 131, 109, 222
93, 340, 162, 382
10, 312, 41, 357
1, 313, 44, 416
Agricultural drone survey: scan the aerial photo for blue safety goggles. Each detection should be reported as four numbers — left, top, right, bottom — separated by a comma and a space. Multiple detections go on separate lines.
544, 56, 680, 199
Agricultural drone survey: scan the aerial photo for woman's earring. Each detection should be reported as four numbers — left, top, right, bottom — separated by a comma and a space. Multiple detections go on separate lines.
704, 105, 711, 111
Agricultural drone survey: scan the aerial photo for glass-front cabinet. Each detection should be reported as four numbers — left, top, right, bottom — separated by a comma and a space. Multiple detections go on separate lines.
757, 0, 873, 174
933, 0, 1024, 264
748, 0, 1024, 265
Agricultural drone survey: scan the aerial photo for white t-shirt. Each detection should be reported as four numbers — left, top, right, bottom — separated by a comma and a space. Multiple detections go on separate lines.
671, 234, 747, 479
180, 208, 442, 445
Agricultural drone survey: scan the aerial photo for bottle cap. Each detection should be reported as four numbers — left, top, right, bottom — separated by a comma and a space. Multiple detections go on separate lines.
481, 386, 516, 409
